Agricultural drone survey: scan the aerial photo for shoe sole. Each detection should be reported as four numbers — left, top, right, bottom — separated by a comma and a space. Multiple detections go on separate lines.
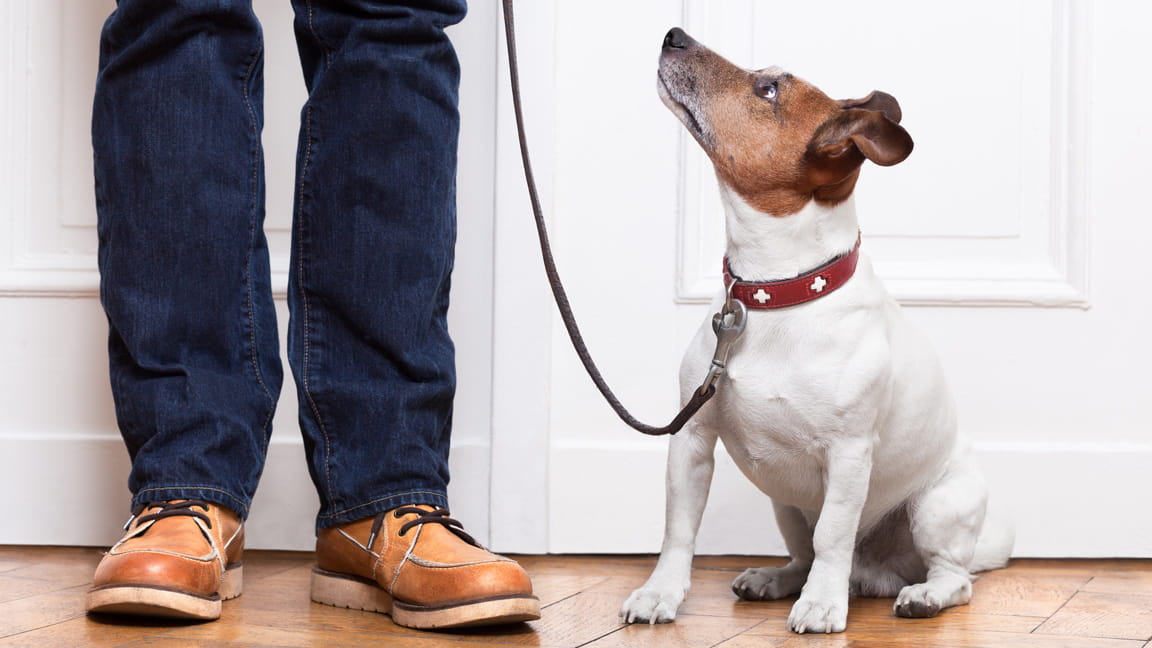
310, 566, 541, 630
84, 564, 243, 620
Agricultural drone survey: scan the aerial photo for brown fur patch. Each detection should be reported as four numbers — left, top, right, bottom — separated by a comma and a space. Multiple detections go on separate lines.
658, 39, 907, 217
702, 72, 846, 215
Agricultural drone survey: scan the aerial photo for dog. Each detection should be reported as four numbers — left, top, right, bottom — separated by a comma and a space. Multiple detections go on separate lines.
619, 28, 1013, 634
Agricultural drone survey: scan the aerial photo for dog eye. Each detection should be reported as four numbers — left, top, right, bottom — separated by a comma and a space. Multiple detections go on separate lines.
756, 82, 778, 100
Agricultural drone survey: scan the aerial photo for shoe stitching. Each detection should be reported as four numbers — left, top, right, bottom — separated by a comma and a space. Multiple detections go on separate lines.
337, 528, 374, 555
390, 523, 422, 594
194, 515, 225, 572
224, 521, 244, 553
405, 555, 513, 569
370, 521, 389, 585
112, 519, 155, 549
112, 503, 231, 566
108, 548, 218, 564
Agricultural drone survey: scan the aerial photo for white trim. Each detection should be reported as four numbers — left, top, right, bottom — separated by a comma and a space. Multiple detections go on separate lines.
0, 431, 492, 551
0, 2, 32, 297
6, 429, 1143, 557
487, 0, 557, 554
547, 439, 1152, 558
0, 0, 294, 300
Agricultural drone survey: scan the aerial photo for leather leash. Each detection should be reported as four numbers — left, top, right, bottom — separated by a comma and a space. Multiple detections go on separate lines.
500, 0, 745, 436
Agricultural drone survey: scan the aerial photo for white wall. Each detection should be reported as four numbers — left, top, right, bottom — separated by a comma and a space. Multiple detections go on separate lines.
3, 0, 1150, 558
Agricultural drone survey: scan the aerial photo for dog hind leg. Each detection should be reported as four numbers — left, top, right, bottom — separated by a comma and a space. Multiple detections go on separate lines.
895, 448, 987, 618
851, 506, 918, 598
732, 502, 813, 600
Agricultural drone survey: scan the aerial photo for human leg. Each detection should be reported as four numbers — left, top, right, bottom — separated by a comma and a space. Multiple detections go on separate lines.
88, 0, 278, 618
287, 0, 464, 528
287, 1, 539, 627
93, 0, 281, 517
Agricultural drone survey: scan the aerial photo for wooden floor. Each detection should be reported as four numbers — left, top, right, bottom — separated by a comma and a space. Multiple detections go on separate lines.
1, 547, 1150, 647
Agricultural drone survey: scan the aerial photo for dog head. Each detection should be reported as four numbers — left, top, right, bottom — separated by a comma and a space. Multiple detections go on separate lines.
657, 28, 913, 217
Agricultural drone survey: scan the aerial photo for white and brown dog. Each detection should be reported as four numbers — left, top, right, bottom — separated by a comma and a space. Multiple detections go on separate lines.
620, 28, 1013, 634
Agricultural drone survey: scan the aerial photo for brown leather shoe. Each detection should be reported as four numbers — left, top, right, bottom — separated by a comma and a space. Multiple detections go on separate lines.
311, 505, 540, 629
85, 500, 244, 620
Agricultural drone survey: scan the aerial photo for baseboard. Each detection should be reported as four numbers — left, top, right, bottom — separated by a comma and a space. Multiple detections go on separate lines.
0, 433, 491, 551
5, 432, 1146, 557
548, 441, 1152, 558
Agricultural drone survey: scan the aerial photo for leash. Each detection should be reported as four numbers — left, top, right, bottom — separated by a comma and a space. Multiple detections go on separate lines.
500, 0, 745, 436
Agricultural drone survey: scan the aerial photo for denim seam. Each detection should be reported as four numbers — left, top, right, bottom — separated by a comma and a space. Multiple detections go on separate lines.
240, 39, 276, 457
295, 103, 335, 511
135, 486, 249, 516
306, 0, 334, 70
318, 490, 449, 522
300, 0, 336, 512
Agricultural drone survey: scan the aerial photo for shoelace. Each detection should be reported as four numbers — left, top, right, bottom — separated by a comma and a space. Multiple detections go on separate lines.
366, 506, 479, 549
128, 499, 213, 531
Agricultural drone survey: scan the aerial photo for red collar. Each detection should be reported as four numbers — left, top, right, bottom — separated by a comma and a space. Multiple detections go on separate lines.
723, 235, 862, 309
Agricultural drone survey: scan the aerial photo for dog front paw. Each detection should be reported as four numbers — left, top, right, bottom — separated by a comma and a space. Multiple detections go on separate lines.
732, 565, 807, 601
620, 585, 685, 624
894, 583, 943, 618
788, 596, 848, 634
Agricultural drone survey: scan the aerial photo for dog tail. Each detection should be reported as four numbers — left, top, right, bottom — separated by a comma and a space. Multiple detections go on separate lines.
970, 506, 1015, 573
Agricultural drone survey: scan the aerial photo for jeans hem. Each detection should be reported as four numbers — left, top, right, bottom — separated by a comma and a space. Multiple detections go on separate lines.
131, 486, 251, 519
316, 490, 449, 530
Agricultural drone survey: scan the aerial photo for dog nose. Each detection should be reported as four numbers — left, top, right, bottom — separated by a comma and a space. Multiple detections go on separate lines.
663, 27, 691, 50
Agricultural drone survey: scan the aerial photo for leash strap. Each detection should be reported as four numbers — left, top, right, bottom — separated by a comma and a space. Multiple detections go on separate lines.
500, 0, 721, 436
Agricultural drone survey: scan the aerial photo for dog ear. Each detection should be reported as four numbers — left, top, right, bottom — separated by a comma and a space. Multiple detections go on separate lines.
840, 90, 903, 124
804, 107, 913, 188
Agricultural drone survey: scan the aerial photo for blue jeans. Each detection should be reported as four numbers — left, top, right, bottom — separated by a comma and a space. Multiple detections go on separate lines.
93, 0, 466, 528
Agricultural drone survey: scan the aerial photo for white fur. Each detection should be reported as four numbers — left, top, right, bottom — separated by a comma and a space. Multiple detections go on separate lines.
620, 189, 1013, 633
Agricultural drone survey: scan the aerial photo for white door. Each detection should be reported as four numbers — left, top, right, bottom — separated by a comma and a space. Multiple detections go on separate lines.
0, 0, 499, 550
490, 0, 1152, 558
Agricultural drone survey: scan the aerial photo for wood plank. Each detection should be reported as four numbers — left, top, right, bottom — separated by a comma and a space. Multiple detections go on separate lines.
967, 566, 1091, 617
1, 551, 1150, 648
719, 632, 1145, 648
842, 596, 1044, 634
0, 585, 89, 639
588, 557, 788, 620
159, 623, 523, 648
0, 556, 99, 603
1081, 571, 1152, 596
113, 640, 272, 648
0, 546, 103, 569
1036, 591, 1152, 641
0, 616, 180, 648
453, 590, 628, 647
730, 588, 1147, 648
584, 612, 763, 648
529, 571, 612, 608
674, 572, 790, 620
235, 551, 311, 583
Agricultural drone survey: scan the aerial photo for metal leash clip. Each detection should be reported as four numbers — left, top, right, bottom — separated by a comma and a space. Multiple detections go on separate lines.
700, 289, 747, 395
